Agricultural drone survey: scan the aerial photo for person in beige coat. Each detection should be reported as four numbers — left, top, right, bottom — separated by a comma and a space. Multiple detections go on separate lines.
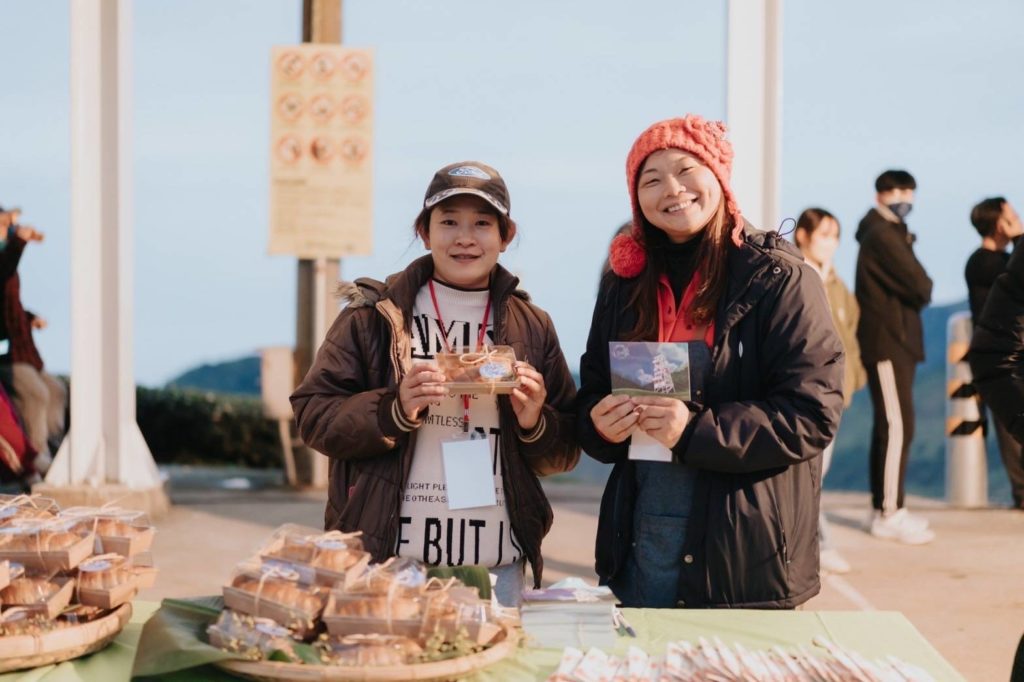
796, 207, 867, 574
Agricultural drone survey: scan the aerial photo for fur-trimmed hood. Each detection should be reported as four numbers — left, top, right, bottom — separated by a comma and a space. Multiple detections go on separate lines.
336, 255, 529, 327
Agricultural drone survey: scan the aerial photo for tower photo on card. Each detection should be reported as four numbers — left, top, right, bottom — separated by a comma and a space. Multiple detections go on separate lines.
608, 341, 691, 401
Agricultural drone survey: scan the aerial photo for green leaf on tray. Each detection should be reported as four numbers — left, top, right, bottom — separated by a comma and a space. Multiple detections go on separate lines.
426, 565, 492, 599
292, 642, 323, 665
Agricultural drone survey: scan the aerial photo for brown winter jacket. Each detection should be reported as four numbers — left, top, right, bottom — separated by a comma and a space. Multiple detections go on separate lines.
290, 256, 580, 587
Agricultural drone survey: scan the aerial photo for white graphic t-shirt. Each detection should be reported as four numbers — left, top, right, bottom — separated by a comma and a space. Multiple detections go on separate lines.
395, 280, 522, 568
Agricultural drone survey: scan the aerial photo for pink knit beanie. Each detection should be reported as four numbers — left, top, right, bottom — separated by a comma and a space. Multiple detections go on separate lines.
609, 115, 744, 278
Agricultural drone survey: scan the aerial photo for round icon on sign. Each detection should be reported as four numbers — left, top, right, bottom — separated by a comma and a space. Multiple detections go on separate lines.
276, 93, 304, 122
339, 53, 370, 83
308, 94, 336, 124
339, 135, 368, 164
276, 135, 303, 164
310, 52, 337, 80
310, 137, 335, 164
339, 94, 369, 126
276, 52, 305, 79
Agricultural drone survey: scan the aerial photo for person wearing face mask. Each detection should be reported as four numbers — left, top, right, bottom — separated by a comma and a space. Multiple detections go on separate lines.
964, 197, 1023, 508
854, 170, 934, 544
579, 116, 844, 609
795, 208, 867, 574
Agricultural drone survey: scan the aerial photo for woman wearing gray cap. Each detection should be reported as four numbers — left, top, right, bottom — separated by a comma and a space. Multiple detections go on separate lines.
291, 162, 579, 606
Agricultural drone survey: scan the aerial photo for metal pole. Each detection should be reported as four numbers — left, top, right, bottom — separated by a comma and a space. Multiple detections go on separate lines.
296, 0, 342, 488
946, 311, 988, 508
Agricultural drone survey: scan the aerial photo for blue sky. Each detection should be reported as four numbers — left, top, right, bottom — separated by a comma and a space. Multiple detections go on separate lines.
1, 0, 1021, 385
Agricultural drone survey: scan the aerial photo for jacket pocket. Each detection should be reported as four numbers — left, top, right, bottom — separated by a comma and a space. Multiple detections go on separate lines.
706, 480, 788, 605
634, 513, 689, 608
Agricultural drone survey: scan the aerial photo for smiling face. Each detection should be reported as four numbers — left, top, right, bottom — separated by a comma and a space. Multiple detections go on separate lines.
418, 195, 515, 289
636, 149, 723, 243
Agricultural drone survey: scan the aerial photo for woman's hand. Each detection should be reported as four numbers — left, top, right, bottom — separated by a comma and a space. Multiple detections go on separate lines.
590, 394, 640, 444
632, 396, 691, 449
14, 225, 43, 243
398, 363, 447, 422
511, 360, 546, 431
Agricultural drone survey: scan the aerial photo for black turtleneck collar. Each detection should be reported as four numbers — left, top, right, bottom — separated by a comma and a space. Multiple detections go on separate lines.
663, 231, 705, 304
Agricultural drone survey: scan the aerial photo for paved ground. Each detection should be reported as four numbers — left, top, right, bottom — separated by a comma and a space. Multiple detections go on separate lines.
140, 480, 1023, 681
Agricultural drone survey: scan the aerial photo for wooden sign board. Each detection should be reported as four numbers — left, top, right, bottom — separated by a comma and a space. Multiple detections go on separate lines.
268, 45, 374, 258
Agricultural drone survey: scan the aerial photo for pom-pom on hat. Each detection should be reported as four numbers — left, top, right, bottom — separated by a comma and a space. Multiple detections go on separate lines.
611, 115, 744, 278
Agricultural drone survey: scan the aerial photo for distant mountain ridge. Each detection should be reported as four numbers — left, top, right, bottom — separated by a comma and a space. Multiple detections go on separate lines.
165, 300, 1014, 504
166, 356, 261, 396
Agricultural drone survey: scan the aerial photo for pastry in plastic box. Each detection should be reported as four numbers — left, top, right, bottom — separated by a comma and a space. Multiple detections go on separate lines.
0, 518, 94, 572
435, 345, 520, 394
130, 551, 159, 589
422, 582, 502, 645
61, 506, 155, 557
0, 495, 58, 526
316, 633, 423, 666
77, 553, 139, 609
223, 561, 328, 637
207, 609, 303, 661
0, 607, 64, 636
341, 556, 427, 596
0, 558, 23, 591
0, 568, 74, 619
260, 525, 369, 586
58, 604, 108, 625
321, 590, 430, 639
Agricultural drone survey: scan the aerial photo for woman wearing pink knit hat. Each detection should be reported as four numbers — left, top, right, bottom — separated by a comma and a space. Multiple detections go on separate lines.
577, 115, 845, 609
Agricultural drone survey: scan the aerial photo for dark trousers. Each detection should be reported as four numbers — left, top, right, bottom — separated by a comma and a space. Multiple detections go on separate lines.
992, 412, 1024, 508
866, 353, 917, 513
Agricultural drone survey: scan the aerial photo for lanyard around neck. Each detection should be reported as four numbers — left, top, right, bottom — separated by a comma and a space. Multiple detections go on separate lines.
428, 280, 492, 432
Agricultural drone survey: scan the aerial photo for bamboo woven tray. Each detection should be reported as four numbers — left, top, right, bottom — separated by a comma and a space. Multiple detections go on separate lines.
0, 602, 132, 673
215, 623, 518, 681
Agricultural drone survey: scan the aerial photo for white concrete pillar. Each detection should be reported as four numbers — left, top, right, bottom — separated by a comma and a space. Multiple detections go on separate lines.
726, 0, 782, 232
44, 0, 161, 494
946, 312, 988, 508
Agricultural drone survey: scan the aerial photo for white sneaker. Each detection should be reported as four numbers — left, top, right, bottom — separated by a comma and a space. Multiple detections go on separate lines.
820, 548, 851, 574
869, 510, 935, 544
889, 508, 929, 531
864, 507, 929, 531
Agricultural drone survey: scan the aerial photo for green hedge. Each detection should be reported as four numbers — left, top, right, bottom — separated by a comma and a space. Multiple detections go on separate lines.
136, 387, 282, 469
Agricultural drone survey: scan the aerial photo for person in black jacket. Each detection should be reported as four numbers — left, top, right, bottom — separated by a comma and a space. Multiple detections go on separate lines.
970, 235, 1024, 450
854, 170, 935, 544
577, 115, 844, 609
964, 197, 1023, 508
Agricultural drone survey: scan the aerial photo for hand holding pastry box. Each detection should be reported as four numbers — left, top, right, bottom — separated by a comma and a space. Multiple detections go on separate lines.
435, 345, 520, 394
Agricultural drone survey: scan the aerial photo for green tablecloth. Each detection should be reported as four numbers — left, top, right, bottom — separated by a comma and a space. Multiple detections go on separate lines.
0, 600, 965, 681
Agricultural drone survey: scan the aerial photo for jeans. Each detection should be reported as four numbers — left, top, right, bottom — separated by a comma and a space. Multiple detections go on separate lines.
610, 460, 697, 608
489, 560, 525, 607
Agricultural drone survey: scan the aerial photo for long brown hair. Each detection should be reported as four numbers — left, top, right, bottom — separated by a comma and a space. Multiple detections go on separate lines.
625, 198, 732, 342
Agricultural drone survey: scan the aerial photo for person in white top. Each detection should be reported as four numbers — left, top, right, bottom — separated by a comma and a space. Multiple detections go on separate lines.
291, 162, 580, 606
